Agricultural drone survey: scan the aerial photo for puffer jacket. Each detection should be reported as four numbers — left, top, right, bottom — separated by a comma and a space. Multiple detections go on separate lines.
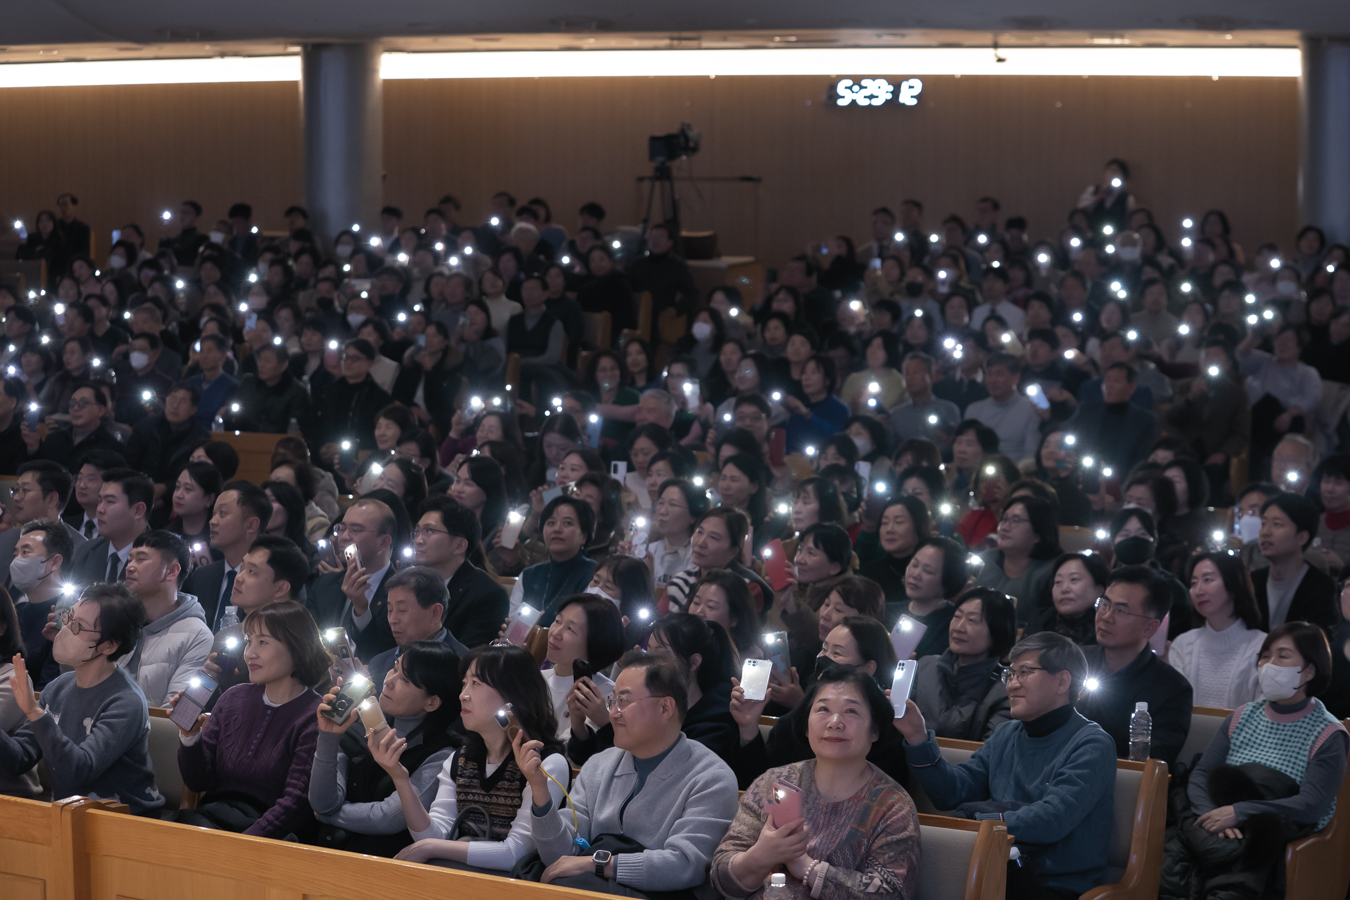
911, 651, 1011, 742
1159, 762, 1316, 900
117, 593, 214, 707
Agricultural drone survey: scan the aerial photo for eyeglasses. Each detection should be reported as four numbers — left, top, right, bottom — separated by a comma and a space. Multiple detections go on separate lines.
1001, 665, 1046, 685
68, 398, 98, 411
59, 608, 101, 638
606, 693, 661, 713
341, 353, 367, 363
1094, 597, 1159, 621
411, 525, 450, 540
1000, 514, 1029, 528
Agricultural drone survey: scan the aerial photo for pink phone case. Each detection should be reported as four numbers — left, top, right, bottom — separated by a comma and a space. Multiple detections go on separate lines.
768, 781, 803, 827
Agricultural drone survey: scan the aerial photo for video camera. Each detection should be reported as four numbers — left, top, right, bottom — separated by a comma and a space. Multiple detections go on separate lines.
648, 123, 701, 163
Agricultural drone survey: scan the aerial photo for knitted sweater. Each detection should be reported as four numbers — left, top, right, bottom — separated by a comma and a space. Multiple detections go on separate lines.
711, 760, 920, 899
904, 707, 1116, 894
177, 683, 321, 837
1166, 620, 1266, 710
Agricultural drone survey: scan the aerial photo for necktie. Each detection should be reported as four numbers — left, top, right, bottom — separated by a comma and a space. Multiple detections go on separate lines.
107, 552, 121, 581
84, 520, 96, 539
223, 568, 237, 611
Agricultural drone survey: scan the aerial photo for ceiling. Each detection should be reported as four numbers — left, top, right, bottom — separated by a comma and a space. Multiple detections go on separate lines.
0, 1, 1342, 64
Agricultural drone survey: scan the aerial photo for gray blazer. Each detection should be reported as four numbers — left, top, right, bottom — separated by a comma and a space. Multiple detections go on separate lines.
530, 733, 738, 892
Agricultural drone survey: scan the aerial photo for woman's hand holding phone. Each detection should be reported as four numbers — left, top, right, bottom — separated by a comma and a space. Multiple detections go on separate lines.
369, 726, 409, 780
888, 696, 928, 745
751, 816, 810, 869
511, 730, 554, 808
167, 690, 206, 738
316, 682, 357, 734
767, 667, 804, 708
729, 678, 769, 741
568, 678, 609, 728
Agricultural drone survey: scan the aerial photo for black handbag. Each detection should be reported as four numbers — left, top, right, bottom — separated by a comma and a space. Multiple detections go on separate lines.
449, 804, 497, 842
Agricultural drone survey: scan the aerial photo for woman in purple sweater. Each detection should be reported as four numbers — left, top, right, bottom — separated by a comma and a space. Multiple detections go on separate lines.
169, 601, 328, 839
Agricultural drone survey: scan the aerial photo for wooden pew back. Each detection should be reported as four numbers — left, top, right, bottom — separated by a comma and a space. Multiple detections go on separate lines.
917, 816, 1010, 900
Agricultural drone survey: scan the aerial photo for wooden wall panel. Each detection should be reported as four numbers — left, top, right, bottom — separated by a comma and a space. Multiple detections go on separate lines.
0, 74, 1296, 270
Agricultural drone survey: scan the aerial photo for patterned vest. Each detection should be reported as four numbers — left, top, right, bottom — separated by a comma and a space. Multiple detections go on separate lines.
452, 750, 528, 841
1226, 698, 1346, 830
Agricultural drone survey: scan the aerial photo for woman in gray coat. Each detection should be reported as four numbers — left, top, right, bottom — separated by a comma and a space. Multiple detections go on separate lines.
911, 587, 1016, 741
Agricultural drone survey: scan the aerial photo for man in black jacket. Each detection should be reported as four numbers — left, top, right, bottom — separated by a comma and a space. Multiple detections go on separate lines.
1065, 363, 1157, 477
413, 496, 508, 648
1253, 492, 1338, 631
1077, 565, 1193, 769
23, 382, 126, 473
627, 224, 699, 323
124, 382, 209, 488
224, 344, 316, 442
112, 333, 174, 425
317, 339, 391, 460
160, 200, 209, 267
308, 497, 398, 661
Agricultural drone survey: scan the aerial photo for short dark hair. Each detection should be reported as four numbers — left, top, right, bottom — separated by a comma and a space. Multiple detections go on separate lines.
385, 566, 449, 612
180, 461, 223, 501
555, 593, 627, 671
131, 530, 191, 587
1106, 564, 1172, 619
917, 535, 971, 599
344, 338, 377, 361
99, 468, 154, 516
243, 601, 331, 687
78, 582, 146, 662
170, 381, 201, 406
197, 332, 229, 354
800, 523, 853, 576
1260, 622, 1334, 697
617, 649, 689, 723
20, 517, 74, 563
541, 495, 596, 543
420, 495, 483, 556
17, 460, 73, 508
222, 480, 273, 534
953, 587, 1018, 660
198, 441, 240, 479
228, 203, 253, 220
829, 575, 885, 623
79, 449, 127, 474
248, 535, 309, 600
792, 662, 895, 745
1262, 492, 1320, 549
1004, 496, 1061, 559
1185, 551, 1262, 631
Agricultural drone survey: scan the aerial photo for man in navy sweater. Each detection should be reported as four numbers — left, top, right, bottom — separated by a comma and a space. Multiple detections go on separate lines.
895, 631, 1116, 899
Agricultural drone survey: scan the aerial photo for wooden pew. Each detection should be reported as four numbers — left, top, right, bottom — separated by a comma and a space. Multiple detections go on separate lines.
1176, 704, 1232, 770
911, 738, 1168, 900
1283, 717, 1350, 900
918, 815, 1011, 900
213, 430, 289, 488
0, 794, 123, 900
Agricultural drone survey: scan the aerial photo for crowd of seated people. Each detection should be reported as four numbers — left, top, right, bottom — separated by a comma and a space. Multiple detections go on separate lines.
0, 161, 1350, 898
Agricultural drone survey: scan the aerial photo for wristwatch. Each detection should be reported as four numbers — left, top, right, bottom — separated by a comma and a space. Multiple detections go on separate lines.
592, 849, 612, 878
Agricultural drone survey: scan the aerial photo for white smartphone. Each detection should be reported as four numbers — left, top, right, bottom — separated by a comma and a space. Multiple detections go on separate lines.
891, 660, 918, 717
854, 460, 871, 482
1025, 383, 1051, 411
610, 461, 628, 480
890, 615, 928, 661
1150, 613, 1170, 655
504, 603, 543, 645
740, 658, 773, 702
500, 509, 526, 549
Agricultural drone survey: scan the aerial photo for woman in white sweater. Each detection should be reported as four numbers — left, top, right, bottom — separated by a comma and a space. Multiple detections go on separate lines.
1169, 551, 1266, 709
540, 593, 623, 741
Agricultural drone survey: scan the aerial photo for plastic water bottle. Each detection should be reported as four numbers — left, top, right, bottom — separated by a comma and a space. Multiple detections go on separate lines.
1128, 701, 1152, 761
218, 606, 240, 632
763, 873, 790, 899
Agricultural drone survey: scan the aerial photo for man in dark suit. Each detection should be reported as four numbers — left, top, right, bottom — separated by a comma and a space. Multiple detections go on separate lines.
413, 496, 509, 648
1252, 492, 1338, 631
68, 468, 152, 588
0, 461, 87, 590
307, 496, 398, 661
181, 480, 271, 631
1065, 363, 1157, 478
366, 566, 470, 693
62, 449, 128, 541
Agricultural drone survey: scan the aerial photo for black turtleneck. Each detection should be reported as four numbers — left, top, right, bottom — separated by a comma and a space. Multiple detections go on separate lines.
1104, 400, 1131, 416
1023, 703, 1075, 738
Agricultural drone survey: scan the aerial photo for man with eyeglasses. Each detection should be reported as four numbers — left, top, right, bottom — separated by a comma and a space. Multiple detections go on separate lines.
123, 382, 209, 490
521, 651, 737, 894
1076, 565, 1192, 769
308, 497, 398, 660
413, 496, 507, 649
895, 631, 1116, 899
21, 382, 124, 472
316, 338, 393, 471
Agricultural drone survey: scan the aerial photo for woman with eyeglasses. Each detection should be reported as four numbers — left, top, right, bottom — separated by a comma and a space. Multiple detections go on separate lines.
712, 664, 920, 900
372, 643, 568, 871
974, 496, 1062, 624
911, 588, 1015, 741
956, 453, 1022, 548
0, 583, 163, 812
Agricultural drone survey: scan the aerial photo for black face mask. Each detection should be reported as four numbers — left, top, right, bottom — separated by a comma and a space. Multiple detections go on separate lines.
1114, 535, 1155, 566
843, 491, 861, 513
904, 282, 925, 298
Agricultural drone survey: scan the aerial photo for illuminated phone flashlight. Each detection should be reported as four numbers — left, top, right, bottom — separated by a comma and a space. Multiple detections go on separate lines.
1102, 224, 1115, 236
340, 439, 352, 451
11, 220, 20, 229
369, 462, 384, 477
1180, 282, 1193, 293
915, 308, 924, 317
1072, 311, 1083, 323
692, 475, 704, 487
729, 306, 741, 317
369, 236, 381, 247
248, 272, 258, 283
447, 255, 460, 266
849, 300, 863, 312
175, 279, 185, 289
397, 253, 408, 264
402, 546, 414, 558
928, 414, 938, 425
122, 310, 132, 320
874, 481, 887, 493
1026, 384, 1040, 397
433, 242, 444, 252
588, 413, 598, 424
161, 210, 172, 221
867, 397, 877, 407
1110, 176, 1123, 189
61, 582, 76, 596
141, 390, 152, 401
723, 412, 732, 422
1036, 252, 1050, 265
53, 303, 65, 315
1063, 434, 1077, 446
1287, 470, 1300, 484
1182, 217, 1194, 229
937, 269, 948, 281
637, 607, 651, 621
868, 381, 881, 394
1101, 466, 1114, 478
1262, 309, 1275, 321
1069, 237, 1082, 249
966, 553, 983, 567
90, 357, 101, 368
238, 302, 249, 312
776, 501, 789, 515
943, 337, 957, 350
230, 402, 240, 413
804, 445, 816, 457
491, 396, 502, 407
1207, 365, 1221, 378
898, 618, 913, 633
1000, 332, 1012, 344
1084, 677, 1100, 692
611, 240, 621, 249
984, 465, 996, 476
1063, 349, 1075, 360
1330, 264, 1339, 274
1082, 456, 1095, 468
1181, 237, 1193, 248
1178, 323, 1191, 336
1270, 257, 1283, 270
771, 391, 782, 402
469, 396, 483, 410
929, 233, 940, 244
1126, 329, 1138, 341
1247, 314, 1258, 325
192, 542, 204, 553
1095, 528, 1109, 540
939, 502, 953, 516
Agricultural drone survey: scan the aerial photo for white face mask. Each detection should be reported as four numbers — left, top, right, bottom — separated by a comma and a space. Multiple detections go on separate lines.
129, 351, 150, 371
347, 313, 367, 330
584, 585, 617, 604
851, 435, 873, 457
335, 244, 354, 258
9, 555, 49, 592
1277, 280, 1298, 297
209, 231, 226, 245
1259, 662, 1305, 701
1117, 247, 1141, 262
1237, 513, 1261, 543
691, 321, 714, 342
52, 625, 99, 667
108, 255, 127, 270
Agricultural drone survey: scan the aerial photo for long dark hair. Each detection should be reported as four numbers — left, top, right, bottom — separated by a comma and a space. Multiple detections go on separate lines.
833, 616, 897, 687
456, 455, 507, 535
649, 613, 734, 693
0, 586, 24, 658
689, 568, 760, 655
261, 480, 313, 554
1186, 551, 1263, 631
527, 414, 581, 489
459, 643, 564, 762
396, 641, 466, 737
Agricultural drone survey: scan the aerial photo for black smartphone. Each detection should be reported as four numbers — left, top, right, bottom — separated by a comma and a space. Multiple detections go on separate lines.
214, 632, 243, 679
572, 658, 594, 682
1082, 467, 1101, 494
25, 402, 40, 429
170, 672, 218, 731
339, 440, 356, 470
322, 674, 372, 724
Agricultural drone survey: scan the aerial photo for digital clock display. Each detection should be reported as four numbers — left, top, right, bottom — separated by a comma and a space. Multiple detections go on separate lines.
832, 77, 924, 108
